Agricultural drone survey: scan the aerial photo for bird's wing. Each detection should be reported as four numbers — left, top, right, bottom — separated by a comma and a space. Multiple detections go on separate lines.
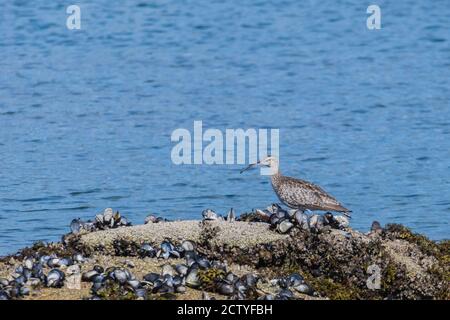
278, 176, 348, 211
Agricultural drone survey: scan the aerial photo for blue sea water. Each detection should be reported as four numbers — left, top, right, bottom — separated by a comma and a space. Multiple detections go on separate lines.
0, 0, 449, 256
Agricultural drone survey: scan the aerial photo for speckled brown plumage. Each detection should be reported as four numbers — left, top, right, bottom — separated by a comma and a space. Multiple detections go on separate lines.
271, 172, 349, 212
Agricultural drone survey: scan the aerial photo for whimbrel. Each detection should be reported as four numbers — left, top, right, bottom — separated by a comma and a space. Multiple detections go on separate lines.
240, 156, 350, 213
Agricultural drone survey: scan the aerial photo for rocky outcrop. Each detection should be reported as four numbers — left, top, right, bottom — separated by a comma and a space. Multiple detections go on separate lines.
1, 209, 448, 300
64, 219, 449, 300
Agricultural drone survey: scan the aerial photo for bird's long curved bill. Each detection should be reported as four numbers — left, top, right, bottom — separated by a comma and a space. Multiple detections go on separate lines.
240, 163, 257, 174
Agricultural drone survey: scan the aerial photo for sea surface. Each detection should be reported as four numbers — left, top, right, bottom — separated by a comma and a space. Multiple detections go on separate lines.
1, 0, 449, 256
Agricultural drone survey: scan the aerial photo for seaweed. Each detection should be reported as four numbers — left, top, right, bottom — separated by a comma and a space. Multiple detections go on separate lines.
198, 268, 226, 291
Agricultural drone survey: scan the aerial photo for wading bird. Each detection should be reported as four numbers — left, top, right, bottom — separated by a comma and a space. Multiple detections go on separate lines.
240, 156, 350, 214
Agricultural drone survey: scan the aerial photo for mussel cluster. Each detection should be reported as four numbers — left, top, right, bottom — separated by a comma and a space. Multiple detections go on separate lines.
70, 208, 131, 234
144, 214, 168, 224
202, 208, 235, 222
79, 240, 198, 299
80, 238, 310, 300
239, 203, 350, 234
138, 240, 184, 259
1, 235, 316, 300
211, 272, 259, 299
0, 252, 87, 300
83, 266, 148, 300
2, 205, 329, 300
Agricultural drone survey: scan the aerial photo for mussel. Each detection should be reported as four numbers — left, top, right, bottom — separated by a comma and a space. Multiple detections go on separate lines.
202, 209, 220, 221
185, 268, 200, 288
277, 220, 294, 234
46, 269, 65, 288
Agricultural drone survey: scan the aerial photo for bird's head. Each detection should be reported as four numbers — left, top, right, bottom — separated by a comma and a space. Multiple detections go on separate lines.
240, 156, 279, 175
